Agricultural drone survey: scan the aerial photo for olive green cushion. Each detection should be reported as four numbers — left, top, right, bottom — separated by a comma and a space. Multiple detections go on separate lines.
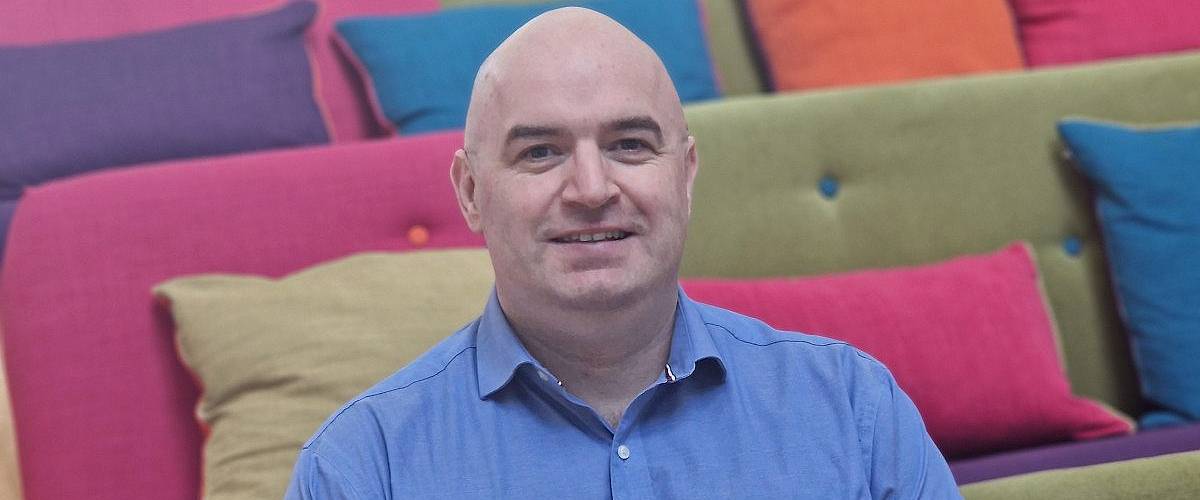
680, 50, 1200, 415
439, 0, 764, 95
959, 450, 1200, 499
154, 249, 494, 500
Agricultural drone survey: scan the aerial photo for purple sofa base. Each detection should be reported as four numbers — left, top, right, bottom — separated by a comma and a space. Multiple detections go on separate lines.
950, 423, 1200, 484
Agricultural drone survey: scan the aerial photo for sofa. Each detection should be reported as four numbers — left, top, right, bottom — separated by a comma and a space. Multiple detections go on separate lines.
2, 1, 1200, 499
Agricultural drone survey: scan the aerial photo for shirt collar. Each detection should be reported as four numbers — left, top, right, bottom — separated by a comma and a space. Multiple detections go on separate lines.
475, 286, 726, 400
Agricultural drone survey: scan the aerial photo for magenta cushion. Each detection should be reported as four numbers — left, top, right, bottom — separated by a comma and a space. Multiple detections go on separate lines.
1011, 0, 1200, 67
0, 132, 482, 500
681, 243, 1132, 459
0, 0, 438, 142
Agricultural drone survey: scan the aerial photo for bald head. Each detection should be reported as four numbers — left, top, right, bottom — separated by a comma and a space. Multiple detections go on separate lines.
463, 8, 687, 156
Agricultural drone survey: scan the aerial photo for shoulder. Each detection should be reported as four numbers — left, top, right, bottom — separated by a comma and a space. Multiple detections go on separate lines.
694, 301, 887, 371
690, 300, 896, 402
301, 319, 482, 452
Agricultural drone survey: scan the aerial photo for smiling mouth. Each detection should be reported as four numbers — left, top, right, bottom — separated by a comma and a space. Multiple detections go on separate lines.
551, 230, 631, 243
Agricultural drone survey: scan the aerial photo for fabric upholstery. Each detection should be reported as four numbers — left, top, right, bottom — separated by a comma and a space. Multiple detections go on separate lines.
1057, 119, 1200, 429
0, 132, 481, 500
439, 0, 765, 95
156, 250, 494, 500
951, 422, 1200, 485
0, 1, 329, 258
1011, 0, 1200, 67
0, 0, 439, 142
959, 450, 1200, 499
679, 51, 1200, 416
337, 0, 720, 134
683, 243, 1130, 459
744, 0, 1024, 91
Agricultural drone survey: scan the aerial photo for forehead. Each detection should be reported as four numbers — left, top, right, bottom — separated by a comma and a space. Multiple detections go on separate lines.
484, 48, 673, 137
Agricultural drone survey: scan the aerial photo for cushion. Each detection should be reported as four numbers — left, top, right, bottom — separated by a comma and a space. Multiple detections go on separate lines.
1058, 119, 1200, 429
744, 0, 1024, 91
958, 450, 1200, 499
155, 249, 495, 499
1011, 0, 1200, 67
439, 0, 766, 96
681, 243, 1132, 459
951, 422, 1200, 485
0, 0, 439, 142
0, 1, 329, 257
0, 131, 482, 500
336, 0, 721, 134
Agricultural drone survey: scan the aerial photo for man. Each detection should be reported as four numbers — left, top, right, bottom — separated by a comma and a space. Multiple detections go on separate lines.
287, 7, 960, 499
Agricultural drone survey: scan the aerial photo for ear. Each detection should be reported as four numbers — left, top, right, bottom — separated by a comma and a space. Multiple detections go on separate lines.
450, 149, 483, 232
683, 136, 699, 215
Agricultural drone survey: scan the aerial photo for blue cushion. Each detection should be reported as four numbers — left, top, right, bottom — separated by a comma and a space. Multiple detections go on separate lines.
336, 0, 720, 134
0, 1, 329, 260
1058, 119, 1200, 429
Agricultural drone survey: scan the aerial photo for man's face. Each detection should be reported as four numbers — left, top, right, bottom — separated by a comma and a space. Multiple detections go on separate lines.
453, 53, 698, 310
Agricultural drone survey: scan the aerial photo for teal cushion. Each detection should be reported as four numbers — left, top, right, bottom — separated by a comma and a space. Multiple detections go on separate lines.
336, 0, 720, 134
1058, 119, 1200, 429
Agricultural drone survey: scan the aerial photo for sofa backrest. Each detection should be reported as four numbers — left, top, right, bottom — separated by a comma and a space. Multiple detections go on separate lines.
0, 132, 482, 500
679, 50, 1200, 416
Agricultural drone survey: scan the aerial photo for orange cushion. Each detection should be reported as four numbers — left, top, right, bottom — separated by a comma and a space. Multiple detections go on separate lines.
747, 0, 1025, 91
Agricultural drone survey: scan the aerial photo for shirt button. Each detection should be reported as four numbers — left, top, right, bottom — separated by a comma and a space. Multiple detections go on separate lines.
616, 444, 631, 460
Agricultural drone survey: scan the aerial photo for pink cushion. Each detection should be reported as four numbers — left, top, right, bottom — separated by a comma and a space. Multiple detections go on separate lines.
0, 0, 438, 141
0, 132, 482, 500
681, 243, 1132, 459
1011, 0, 1200, 66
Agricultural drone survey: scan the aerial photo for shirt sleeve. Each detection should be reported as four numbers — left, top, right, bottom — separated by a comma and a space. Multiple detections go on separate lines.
285, 448, 368, 500
866, 368, 963, 500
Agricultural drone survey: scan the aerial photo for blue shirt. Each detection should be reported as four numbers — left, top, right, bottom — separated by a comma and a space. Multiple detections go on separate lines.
286, 289, 961, 499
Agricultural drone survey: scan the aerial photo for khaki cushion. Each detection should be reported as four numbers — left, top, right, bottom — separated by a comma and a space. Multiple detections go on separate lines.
960, 450, 1200, 499
154, 249, 494, 500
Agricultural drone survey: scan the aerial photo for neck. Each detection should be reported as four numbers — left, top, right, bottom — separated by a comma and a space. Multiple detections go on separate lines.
498, 283, 678, 428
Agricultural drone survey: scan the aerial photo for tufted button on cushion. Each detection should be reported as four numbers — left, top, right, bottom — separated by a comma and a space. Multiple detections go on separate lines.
818, 175, 840, 200
1063, 236, 1083, 257
407, 225, 430, 247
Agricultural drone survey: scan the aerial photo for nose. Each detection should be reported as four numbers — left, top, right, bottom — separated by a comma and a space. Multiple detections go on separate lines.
561, 142, 618, 209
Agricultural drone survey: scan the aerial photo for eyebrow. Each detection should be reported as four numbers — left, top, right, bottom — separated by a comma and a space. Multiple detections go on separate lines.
502, 115, 666, 145
611, 116, 663, 143
505, 125, 564, 144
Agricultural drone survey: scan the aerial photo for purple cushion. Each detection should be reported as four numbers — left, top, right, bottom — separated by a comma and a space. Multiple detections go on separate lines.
0, 1, 329, 256
950, 423, 1200, 484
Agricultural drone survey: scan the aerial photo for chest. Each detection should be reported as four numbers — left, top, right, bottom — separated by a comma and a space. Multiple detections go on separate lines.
381, 379, 871, 499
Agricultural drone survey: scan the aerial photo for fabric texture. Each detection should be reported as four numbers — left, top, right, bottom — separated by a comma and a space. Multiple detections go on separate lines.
0, 0, 439, 141
745, 0, 1024, 91
336, 0, 720, 134
959, 450, 1200, 499
1011, 0, 1200, 67
0, 132, 481, 500
1058, 119, 1200, 429
287, 287, 959, 498
155, 249, 495, 500
681, 243, 1132, 459
0, 1, 329, 258
951, 422, 1200, 485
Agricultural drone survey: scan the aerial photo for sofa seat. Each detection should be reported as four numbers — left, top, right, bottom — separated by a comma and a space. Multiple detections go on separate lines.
951, 423, 1200, 484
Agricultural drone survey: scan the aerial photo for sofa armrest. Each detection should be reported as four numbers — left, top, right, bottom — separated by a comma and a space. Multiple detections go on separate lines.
960, 450, 1200, 499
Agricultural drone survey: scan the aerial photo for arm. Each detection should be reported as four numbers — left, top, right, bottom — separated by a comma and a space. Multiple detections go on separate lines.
865, 368, 962, 500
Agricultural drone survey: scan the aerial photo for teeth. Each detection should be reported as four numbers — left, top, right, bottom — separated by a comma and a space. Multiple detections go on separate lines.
557, 231, 628, 243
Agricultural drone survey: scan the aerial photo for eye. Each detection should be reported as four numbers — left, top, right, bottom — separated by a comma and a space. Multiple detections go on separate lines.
520, 144, 559, 162
616, 138, 647, 152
